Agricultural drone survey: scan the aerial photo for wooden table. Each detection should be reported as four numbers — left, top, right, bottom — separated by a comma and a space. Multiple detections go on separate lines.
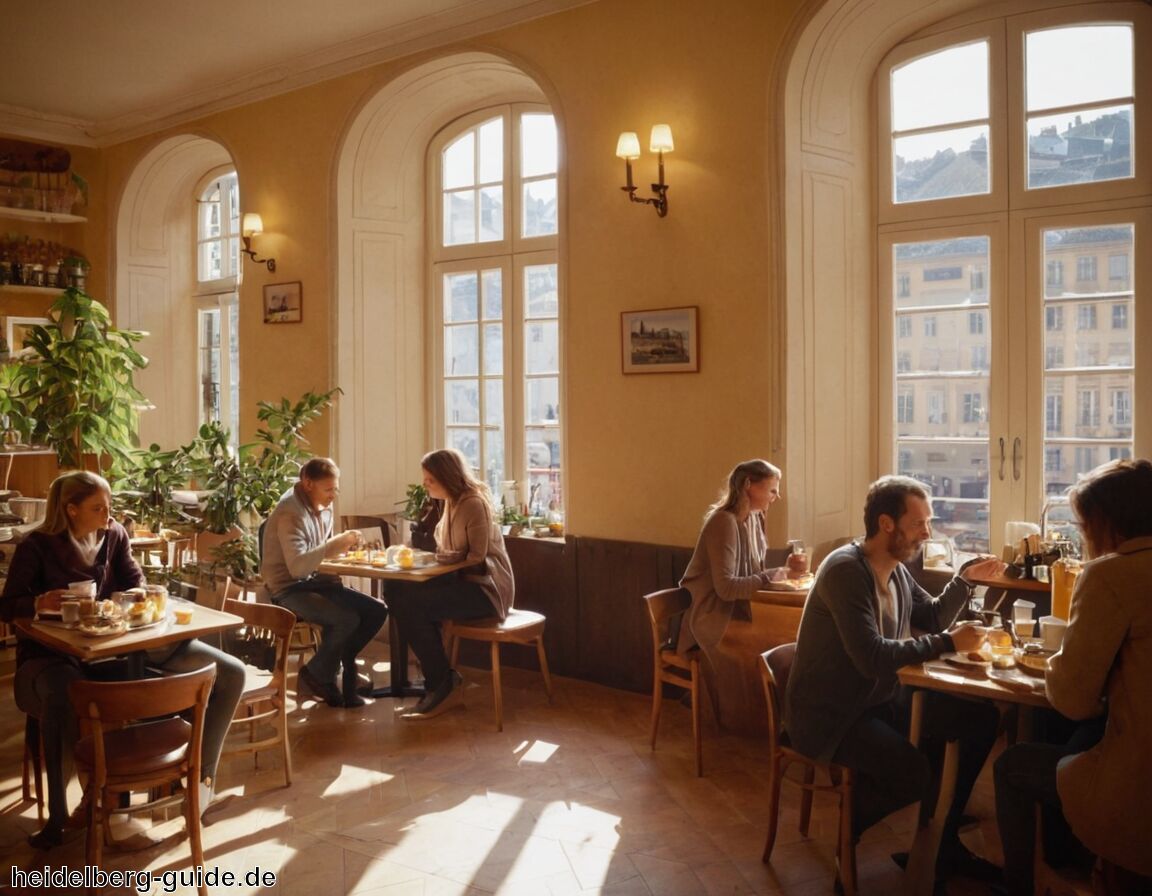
0, 446, 55, 491
898, 657, 1050, 896
968, 569, 1052, 621
14, 602, 244, 661
317, 557, 472, 697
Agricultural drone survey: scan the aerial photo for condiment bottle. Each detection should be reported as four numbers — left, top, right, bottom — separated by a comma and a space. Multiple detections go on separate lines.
1050, 557, 1080, 621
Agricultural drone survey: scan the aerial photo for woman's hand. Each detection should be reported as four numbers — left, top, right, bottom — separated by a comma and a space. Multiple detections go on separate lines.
34, 589, 70, 613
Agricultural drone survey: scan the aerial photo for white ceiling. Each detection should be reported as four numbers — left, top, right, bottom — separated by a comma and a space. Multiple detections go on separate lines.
0, 0, 587, 146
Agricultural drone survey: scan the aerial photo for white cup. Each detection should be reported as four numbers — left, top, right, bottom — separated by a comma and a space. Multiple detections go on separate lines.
1040, 615, 1068, 650
1013, 600, 1036, 637
60, 599, 81, 625
68, 580, 97, 598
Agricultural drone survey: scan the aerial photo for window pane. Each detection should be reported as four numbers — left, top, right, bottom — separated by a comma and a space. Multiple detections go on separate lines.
443, 132, 474, 190
482, 269, 503, 320
894, 126, 989, 202
521, 114, 557, 177
522, 178, 558, 237
892, 41, 988, 131
444, 324, 478, 376
199, 308, 221, 425
478, 119, 503, 185
526, 377, 559, 425
483, 428, 505, 492
526, 425, 561, 513
448, 428, 479, 470
893, 236, 991, 551
483, 323, 503, 376
525, 264, 558, 317
446, 380, 480, 424
525, 321, 559, 375
444, 190, 476, 245
1042, 224, 1134, 497
484, 378, 504, 427
479, 186, 504, 242
444, 272, 478, 323
1026, 105, 1133, 189
1026, 26, 1132, 112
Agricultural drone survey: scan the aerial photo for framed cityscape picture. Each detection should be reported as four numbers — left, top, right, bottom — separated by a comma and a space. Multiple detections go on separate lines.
621, 306, 699, 374
262, 281, 303, 324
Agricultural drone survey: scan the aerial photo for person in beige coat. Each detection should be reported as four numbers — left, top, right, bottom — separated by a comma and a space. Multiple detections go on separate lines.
388, 448, 514, 719
995, 458, 1152, 894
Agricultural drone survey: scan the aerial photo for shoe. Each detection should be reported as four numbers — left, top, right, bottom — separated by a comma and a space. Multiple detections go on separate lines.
939, 842, 1002, 883
28, 822, 63, 850
298, 665, 343, 707
400, 670, 462, 719
342, 668, 373, 706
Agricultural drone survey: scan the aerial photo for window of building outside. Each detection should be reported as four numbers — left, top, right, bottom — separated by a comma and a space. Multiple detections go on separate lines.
431, 106, 561, 516
195, 171, 240, 444
881, 12, 1143, 552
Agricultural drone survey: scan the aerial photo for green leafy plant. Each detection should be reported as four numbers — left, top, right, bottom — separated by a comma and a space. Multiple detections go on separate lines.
204, 529, 260, 582
109, 442, 195, 533
396, 483, 429, 522
2, 287, 147, 469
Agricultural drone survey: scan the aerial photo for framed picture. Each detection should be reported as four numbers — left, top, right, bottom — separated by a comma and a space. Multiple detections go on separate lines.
621, 306, 699, 374
262, 281, 303, 324
4, 316, 51, 357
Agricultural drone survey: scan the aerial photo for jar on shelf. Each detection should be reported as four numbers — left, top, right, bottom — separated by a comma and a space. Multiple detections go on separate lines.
28, 263, 45, 287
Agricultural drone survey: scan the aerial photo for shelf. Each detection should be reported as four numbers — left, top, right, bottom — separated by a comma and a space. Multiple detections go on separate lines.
0, 206, 86, 225
0, 284, 64, 295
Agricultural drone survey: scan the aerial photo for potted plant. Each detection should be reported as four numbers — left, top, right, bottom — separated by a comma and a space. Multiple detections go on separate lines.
109, 443, 196, 535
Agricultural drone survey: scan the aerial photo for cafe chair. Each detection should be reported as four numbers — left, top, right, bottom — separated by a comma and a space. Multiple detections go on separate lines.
69, 665, 216, 895
220, 597, 294, 787
643, 587, 707, 777
760, 644, 857, 896
444, 609, 552, 731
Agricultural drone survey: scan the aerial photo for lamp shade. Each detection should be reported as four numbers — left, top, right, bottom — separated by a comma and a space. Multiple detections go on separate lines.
649, 124, 674, 153
615, 132, 641, 160
241, 212, 264, 236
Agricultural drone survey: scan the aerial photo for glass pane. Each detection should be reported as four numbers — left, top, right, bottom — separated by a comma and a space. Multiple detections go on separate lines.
525, 321, 559, 375
446, 380, 480, 424
483, 323, 503, 376
227, 302, 239, 440
526, 426, 562, 515
892, 41, 988, 131
198, 308, 221, 425
893, 236, 992, 552
526, 377, 559, 425
522, 178, 558, 238
482, 269, 502, 320
479, 186, 504, 242
444, 323, 478, 376
448, 428, 479, 469
443, 132, 474, 190
1042, 225, 1134, 497
482, 428, 505, 492
478, 118, 503, 185
894, 126, 989, 202
443, 272, 478, 323
521, 113, 558, 177
1026, 105, 1133, 189
444, 190, 476, 245
484, 378, 504, 427
525, 264, 559, 317
1026, 26, 1132, 111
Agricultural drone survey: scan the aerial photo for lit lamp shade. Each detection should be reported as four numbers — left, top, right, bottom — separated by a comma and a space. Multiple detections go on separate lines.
649, 124, 674, 153
615, 132, 641, 160
241, 212, 264, 237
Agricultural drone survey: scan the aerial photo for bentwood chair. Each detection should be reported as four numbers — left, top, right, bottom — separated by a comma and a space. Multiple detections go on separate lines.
220, 597, 295, 787
760, 644, 857, 895
642, 587, 706, 777
69, 665, 216, 896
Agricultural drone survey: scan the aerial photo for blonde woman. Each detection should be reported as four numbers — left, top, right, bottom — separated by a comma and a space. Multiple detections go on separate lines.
388, 449, 514, 718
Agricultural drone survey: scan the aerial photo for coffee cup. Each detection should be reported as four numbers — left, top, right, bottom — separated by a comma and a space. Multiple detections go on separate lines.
60, 599, 81, 625
78, 597, 97, 618
69, 580, 97, 598
1040, 615, 1067, 651
1012, 600, 1036, 637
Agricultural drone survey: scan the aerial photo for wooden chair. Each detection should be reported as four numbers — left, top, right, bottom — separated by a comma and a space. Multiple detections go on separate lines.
760, 644, 857, 895
69, 665, 216, 896
445, 609, 552, 731
340, 514, 393, 550
220, 597, 295, 787
642, 587, 705, 777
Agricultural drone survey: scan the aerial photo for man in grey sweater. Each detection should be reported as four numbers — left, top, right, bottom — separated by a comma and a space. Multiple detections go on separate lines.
784, 476, 1003, 884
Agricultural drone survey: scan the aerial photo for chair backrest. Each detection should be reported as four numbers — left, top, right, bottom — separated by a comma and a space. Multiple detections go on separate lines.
643, 587, 692, 653
340, 515, 393, 548
759, 642, 798, 743
223, 597, 294, 674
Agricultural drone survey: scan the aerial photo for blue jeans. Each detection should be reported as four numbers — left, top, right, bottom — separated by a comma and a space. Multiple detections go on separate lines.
272, 582, 387, 683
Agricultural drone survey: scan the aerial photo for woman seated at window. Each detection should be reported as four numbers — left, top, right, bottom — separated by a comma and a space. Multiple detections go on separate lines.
0, 471, 245, 849
388, 449, 514, 719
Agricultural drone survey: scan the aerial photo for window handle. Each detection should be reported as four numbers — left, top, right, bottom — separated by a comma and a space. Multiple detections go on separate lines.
1012, 436, 1022, 481
998, 437, 1006, 481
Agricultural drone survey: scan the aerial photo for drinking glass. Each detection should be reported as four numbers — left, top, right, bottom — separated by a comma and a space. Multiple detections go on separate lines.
786, 539, 810, 577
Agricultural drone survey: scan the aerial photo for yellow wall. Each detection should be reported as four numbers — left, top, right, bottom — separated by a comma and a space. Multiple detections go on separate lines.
89, 0, 806, 547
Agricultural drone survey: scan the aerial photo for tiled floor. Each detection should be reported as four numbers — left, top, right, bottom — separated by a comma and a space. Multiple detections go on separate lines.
0, 639, 1006, 894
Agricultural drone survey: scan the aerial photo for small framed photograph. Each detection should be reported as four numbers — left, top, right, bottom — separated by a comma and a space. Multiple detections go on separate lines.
4, 316, 51, 357
621, 306, 699, 374
262, 282, 302, 324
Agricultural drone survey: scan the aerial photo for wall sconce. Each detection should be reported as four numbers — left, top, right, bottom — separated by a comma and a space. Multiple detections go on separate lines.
241, 213, 276, 272
616, 124, 673, 217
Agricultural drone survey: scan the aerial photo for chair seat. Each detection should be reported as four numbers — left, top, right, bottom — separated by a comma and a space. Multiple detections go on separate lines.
449, 610, 545, 642
240, 664, 277, 697
658, 644, 697, 673
76, 718, 191, 776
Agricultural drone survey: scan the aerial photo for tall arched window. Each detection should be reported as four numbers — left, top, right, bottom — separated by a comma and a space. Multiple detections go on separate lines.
877, 6, 1150, 553
430, 105, 561, 514
195, 169, 241, 441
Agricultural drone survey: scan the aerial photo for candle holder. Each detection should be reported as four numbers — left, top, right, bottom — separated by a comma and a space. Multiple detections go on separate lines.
615, 124, 674, 217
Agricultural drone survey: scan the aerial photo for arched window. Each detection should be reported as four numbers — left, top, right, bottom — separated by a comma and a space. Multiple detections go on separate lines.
878, 7, 1150, 552
429, 105, 561, 515
194, 169, 241, 441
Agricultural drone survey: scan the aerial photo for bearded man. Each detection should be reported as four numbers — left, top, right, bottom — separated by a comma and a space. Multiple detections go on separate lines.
784, 475, 1003, 884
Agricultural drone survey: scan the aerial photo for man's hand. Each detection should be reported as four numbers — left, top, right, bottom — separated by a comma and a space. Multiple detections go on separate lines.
330, 530, 362, 555
34, 589, 70, 613
948, 622, 987, 652
958, 555, 1005, 584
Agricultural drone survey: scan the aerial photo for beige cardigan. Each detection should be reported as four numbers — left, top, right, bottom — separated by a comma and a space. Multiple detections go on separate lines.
435, 492, 514, 620
1046, 535, 1152, 875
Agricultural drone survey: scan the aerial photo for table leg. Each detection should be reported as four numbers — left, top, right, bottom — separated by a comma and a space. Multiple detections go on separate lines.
904, 739, 959, 896
367, 580, 424, 699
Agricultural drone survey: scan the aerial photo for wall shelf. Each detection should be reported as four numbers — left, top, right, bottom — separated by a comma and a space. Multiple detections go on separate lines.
0, 284, 64, 296
0, 206, 86, 225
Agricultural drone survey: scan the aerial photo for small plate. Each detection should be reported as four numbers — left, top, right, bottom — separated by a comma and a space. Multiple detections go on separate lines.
1016, 653, 1048, 676
941, 651, 993, 671
127, 616, 166, 632
761, 575, 814, 592
77, 619, 128, 638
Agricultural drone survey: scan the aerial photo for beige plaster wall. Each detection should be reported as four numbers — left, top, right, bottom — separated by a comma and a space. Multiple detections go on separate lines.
94, 0, 805, 547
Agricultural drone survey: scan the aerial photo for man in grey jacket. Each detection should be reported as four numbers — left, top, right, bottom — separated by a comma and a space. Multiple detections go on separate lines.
784, 475, 1003, 884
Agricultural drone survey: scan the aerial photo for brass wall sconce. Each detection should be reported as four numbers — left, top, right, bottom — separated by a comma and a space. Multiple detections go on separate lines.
241, 213, 277, 272
615, 124, 673, 217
